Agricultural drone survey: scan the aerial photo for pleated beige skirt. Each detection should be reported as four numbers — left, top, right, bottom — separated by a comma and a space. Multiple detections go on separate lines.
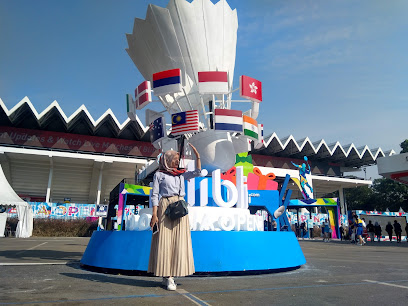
148, 195, 195, 277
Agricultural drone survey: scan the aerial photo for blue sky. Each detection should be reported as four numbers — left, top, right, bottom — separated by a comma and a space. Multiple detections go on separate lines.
1, 0, 407, 169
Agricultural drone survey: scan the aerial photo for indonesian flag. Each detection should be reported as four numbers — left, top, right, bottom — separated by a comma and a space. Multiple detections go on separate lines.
135, 81, 152, 110
152, 68, 182, 96
242, 115, 259, 141
198, 71, 229, 94
240, 75, 262, 103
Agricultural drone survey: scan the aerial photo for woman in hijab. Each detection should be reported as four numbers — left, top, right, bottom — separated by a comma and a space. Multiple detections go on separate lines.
148, 143, 201, 291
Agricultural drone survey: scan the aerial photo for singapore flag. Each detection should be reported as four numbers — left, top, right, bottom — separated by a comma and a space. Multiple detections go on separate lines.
240, 75, 262, 103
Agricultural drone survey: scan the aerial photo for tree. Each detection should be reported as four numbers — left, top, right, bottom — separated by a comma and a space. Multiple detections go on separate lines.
345, 178, 408, 212
371, 178, 408, 211
400, 139, 408, 153
345, 185, 377, 211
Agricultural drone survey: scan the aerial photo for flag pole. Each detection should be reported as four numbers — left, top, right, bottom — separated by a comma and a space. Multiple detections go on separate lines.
170, 94, 183, 111
199, 96, 208, 119
209, 98, 214, 129
182, 87, 194, 110
200, 96, 210, 130
158, 96, 171, 113
215, 99, 252, 103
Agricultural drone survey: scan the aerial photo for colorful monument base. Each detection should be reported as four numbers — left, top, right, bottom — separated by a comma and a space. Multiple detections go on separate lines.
81, 230, 306, 273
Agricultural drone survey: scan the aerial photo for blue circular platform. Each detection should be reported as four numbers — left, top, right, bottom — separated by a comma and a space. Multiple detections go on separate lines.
81, 231, 306, 273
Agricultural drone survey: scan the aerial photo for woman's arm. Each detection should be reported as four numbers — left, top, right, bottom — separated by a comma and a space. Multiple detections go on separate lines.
150, 206, 158, 227
182, 143, 202, 181
189, 143, 201, 170
150, 172, 160, 227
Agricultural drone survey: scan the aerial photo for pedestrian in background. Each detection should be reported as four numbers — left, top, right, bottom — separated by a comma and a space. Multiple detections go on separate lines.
374, 222, 382, 242
295, 222, 299, 237
405, 223, 408, 242
361, 218, 368, 244
349, 221, 356, 244
322, 219, 330, 242
300, 222, 306, 239
354, 215, 365, 246
393, 220, 402, 243
340, 224, 345, 241
271, 219, 277, 231
386, 222, 393, 242
366, 220, 375, 242
308, 218, 314, 239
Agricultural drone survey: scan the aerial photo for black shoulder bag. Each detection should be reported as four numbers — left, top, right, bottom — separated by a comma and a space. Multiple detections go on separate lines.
164, 175, 189, 220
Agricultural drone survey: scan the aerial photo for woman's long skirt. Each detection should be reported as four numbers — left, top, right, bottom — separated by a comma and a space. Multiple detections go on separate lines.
148, 195, 195, 277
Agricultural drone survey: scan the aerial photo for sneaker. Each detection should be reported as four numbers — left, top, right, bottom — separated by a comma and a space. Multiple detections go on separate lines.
162, 277, 168, 287
167, 277, 177, 291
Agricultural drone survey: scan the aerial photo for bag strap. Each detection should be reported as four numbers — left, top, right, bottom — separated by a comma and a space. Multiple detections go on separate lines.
178, 175, 182, 196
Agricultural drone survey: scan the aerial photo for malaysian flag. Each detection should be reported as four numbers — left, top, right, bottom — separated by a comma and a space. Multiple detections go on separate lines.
171, 110, 199, 136
150, 116, 166, 144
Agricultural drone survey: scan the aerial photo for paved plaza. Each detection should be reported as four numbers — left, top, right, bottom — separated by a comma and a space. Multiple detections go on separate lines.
0, 237, 407, 305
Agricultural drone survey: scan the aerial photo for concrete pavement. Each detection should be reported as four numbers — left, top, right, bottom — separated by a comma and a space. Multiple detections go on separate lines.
0, 237, 407, 305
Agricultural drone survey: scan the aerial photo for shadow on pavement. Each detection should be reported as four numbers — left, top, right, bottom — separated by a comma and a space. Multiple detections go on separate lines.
0, 249, 84, 261
60, 270, 161, 288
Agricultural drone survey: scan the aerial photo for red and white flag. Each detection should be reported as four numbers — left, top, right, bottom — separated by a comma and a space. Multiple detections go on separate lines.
171, 110, 199, 136
135, 81, 152, 110
198, 71, 229, 94
240, 75, 262, 103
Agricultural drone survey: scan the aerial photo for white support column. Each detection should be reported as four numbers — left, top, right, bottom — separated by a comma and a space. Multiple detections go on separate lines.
338, 186, 346, 217
46, 156, 53, 203
96, 162, 104, 205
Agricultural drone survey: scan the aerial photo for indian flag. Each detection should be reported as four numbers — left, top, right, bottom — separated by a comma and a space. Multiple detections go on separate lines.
243, 115, 258, 141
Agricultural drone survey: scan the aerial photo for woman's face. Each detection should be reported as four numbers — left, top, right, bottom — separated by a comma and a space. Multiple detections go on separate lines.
169, 153, 180, 168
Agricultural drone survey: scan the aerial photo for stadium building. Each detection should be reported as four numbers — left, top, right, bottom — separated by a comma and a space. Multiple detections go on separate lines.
0, 97, 395, 216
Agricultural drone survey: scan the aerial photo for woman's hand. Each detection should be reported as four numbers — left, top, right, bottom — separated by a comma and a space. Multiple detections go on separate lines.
189, 143, 200, 158
150, 214, 158, 228
189, 143, 201, 170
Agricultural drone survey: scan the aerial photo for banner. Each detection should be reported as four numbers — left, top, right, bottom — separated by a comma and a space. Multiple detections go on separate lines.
7, 202, 142, 219
0, 126, 159, 157
286, 212, 347, 226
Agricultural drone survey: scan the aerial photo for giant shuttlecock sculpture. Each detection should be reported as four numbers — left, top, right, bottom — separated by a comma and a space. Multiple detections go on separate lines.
126, 0, 264, 173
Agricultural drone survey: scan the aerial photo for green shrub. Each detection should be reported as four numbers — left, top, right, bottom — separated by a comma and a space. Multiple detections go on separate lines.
31, 219, 98, 237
